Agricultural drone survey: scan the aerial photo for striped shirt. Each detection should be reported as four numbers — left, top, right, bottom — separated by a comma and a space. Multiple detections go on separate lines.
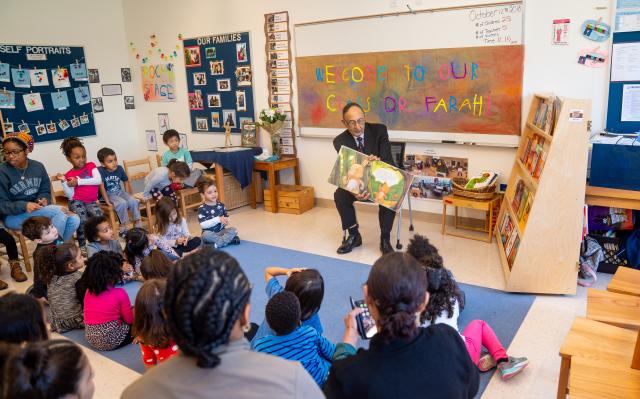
253, 325, 335, 387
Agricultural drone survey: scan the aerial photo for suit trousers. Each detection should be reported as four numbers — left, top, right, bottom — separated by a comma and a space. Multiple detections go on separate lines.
334, 188, 395, 238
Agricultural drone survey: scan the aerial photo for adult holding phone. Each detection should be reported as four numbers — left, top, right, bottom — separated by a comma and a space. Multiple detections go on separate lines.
333, 103, 396, 255
325, 252, 479, 399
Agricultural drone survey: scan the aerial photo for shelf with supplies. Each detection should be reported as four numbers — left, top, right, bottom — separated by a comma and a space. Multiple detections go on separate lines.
495, 93, 591, 294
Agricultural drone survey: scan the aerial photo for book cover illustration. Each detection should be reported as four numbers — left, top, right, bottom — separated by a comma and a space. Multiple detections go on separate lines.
328, 146, 413, 212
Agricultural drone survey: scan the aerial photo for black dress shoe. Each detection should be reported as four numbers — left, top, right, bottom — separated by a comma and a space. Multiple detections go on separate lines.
380, 238, 394, 254
337, 233, 362, 254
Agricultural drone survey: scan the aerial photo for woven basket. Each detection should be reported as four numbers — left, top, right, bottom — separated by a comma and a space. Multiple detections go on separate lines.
452, 177, 497, 200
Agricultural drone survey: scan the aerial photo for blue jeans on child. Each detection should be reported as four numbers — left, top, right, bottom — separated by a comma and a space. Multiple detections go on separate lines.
68, 200, 103, 246
202, 227, 238, 248
4, 205, 80, 242
108, 191, 140, 225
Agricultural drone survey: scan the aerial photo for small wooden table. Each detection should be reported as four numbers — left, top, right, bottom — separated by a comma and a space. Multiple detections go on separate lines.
441, 194, 502, 243
251, 157, 301, 213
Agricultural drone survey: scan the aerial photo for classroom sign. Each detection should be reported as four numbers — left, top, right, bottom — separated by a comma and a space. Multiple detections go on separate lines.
141, 63, 176, 102
295, 45, 523, 135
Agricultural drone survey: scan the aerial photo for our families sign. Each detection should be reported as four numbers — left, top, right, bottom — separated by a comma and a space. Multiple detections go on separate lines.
141, 63, 176, 102
296, 45, 523, 135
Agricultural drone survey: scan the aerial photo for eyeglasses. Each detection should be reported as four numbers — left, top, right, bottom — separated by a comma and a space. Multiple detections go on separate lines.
345, 118, 365, 128
2, 149, 24, 157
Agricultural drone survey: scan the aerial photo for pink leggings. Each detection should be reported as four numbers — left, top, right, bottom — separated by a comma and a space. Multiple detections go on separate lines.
462, 319, 508, 365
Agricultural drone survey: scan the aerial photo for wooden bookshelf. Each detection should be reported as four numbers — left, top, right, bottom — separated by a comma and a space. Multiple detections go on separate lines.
495, 94, 591, 294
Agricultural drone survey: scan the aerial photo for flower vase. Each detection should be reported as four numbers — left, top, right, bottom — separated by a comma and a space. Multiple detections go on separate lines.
270, 134, 281, 159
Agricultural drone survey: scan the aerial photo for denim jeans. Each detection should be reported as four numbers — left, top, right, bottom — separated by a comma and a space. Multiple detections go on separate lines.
108, 191, 140, 225
68, 200, 103, 247
4, 205, 80, 242
202, 227, 238, 248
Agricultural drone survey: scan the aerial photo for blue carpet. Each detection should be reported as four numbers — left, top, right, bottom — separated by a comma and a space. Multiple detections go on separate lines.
64, 241, 534, 397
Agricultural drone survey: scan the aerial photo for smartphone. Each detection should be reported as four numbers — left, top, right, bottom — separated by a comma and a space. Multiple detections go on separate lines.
350, 296, 377, 340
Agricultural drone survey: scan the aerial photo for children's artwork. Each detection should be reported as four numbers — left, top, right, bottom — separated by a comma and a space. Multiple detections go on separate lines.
3, 122, 13, 133
195, 117, 208, 131
70, 117, 80, 128
217, 78, 231, 91
552, 19, 570, 45
188, 90, 204, 110
222, 109, 236, 127
296, 45, 524, 135
184, 46, 201, 67
51, 68, 71, 88
46, 122, 57, 133
51, 91, 70, 110
73, 86, 91, 105
23, 93, 44, 112
121, 68, 131, 82
581, 19, 611, 42
409, 175, 453, 200
236, 90, 246, 111
209, 60, 224, 75
241, 121, 257, 146
158, 113, 170, 132
236, 43, 247, 62
88, 68, 100, 83
35, 123, 46, 136
58, 119, 70, 131
91, 97, 104, 113
578, 48, 608, 68
179, 133, 188, 149
141, 63, 176, 102
235, 66, 252, 86
145, 129, 158, 151
17, 123, 30, 134
80, 114, 89, 124
0, 90, 16, 109
70, 63, 87, 81
193, 72, 206, 86
205, 47, 216, 59
0, 63, 9, 82
208, 94, 221, 107
29, 69, 49, 86
328, 146, 413, 212
211, 111, 220, 127
124, 96, 135, 109
404, 154, 469, 179
11, 69, 30, 88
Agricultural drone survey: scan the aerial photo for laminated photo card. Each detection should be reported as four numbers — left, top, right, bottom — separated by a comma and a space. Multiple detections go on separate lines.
74, 86, 91, 105
0, 89, 16, 109
70, 63, 88, 81
0, 63, 10, 82
51, 68, 71, 88
23, 93, 44, 112
51, 91, 70, 110
29, 69, 49, 86
11, 68, 30, 88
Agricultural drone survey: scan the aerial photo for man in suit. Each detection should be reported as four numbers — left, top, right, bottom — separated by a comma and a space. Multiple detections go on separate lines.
333, 103, 395, 255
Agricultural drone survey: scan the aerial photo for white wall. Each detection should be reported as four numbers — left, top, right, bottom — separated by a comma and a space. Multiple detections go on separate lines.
120, 0, 612, 216
1, 0, 143, 174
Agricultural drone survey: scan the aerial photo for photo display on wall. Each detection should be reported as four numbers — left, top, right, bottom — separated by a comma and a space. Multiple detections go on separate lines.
265, 11, 297, 156
182, 32, 254, 133
0, 44, 96, 142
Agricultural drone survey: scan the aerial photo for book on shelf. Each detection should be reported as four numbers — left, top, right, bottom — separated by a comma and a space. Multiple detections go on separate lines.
533, 101, 548, 130
507, 236, 520, 267
504, 227, 519, 260
511, 180, 525, 212
533, 150, 547, 179
520, 136, 532, 163
519, 193, 534, 230
517, 188, 529, 220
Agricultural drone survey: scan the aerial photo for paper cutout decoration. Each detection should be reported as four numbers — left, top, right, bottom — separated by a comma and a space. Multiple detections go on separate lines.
70, 63, 88, 81
35, 124, 46, 136
17, 123, 30, 134
74, 86, 91, 105
4, 122, 14, 133
51, 91, 70, 110
58, 119, 70, 131
46, 122, 57, 133
0, 90, 16, 109
11, 68, 30, 88
23, 93, 44, 112
578, 48, 608, 68
29, 69, 49, 86
0, 63, 11, 82
581, 19, 611, 42
51, 68, 71, 88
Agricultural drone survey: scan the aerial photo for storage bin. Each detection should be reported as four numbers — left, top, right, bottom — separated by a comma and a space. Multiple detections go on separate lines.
264, 184, 314, 214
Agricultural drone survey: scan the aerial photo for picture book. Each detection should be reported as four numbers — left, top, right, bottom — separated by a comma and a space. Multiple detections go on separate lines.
519, 193, 534, 230
507, 235, 520, 267
511, 180, 525, 212
328, 146, 413, 212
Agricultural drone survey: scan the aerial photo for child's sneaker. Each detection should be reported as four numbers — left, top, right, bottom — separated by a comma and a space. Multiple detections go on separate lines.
478, 353, 497, 372
498, 356, 529, 380
231, 236, 240, 245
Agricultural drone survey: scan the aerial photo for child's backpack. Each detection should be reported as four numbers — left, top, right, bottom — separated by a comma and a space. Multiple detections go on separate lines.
578, 236, 604, 287
626, 229, 640, 269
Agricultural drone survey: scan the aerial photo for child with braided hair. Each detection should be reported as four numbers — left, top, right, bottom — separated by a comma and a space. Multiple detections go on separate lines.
122, 246, 324, 399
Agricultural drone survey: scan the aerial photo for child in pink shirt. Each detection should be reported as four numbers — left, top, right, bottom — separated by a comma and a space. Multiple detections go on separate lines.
56, 137, 103, 248
82, 251, 134, 351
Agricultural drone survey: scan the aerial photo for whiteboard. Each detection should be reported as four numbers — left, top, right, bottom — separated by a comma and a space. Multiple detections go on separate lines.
293, 1, 524, 147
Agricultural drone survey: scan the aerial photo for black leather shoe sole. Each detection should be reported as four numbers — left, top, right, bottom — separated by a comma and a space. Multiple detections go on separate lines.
337, 234, 362, 254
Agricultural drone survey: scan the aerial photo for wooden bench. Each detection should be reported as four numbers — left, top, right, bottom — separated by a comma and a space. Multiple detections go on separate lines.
568, 357, 640, 398
587, 289, 640, 331
608, 267, 640, 297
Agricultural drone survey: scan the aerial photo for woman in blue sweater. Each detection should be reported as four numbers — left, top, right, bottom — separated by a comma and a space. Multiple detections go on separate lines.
0, 133, 80, 242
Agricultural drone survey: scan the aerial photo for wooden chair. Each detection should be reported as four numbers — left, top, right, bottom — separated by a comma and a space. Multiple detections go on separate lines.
568, 357, 640, 398
123, 157, 155, 232
557, 317, 637, 398
587, 288, 640, 331
156, 152, 203, 218
7, 229, 32, 273
608, 267, 640, 297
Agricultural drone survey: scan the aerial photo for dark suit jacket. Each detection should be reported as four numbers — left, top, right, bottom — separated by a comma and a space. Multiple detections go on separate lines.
332, 123, 395, 167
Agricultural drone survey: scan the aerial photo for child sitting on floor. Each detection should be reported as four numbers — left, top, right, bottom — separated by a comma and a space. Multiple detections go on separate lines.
160, 129, 202, 187
38, 243, 85, 332
409, 235, 529, 380
85, 216, 135, 282
132, 279, 179, 367
97, 147, 141, 236
0, 292, 49, 344
154, 197, 201, 257
142, 159, 190, 206
82, 251, 134, 351
140, 249, 172, 280
253, 291, 335, 387
125, 228, 178, 276
196, 175, 239, 248
56, 137, 104, 249
22, 216, 64, 301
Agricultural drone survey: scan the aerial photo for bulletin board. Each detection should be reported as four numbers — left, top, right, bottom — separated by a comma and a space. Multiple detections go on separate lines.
606, 31, 640, 133
182, 32, 255, 134
0, 44, 96, 142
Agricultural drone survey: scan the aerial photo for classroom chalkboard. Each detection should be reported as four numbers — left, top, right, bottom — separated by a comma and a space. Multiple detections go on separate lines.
0, 44, 96, 142
182, 32, 255, 134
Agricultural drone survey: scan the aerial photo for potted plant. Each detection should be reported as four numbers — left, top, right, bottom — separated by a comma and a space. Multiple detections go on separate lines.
257, 107, 286, 159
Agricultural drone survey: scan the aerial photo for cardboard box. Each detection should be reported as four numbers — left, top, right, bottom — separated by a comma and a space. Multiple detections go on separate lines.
264, 184, 314, 214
